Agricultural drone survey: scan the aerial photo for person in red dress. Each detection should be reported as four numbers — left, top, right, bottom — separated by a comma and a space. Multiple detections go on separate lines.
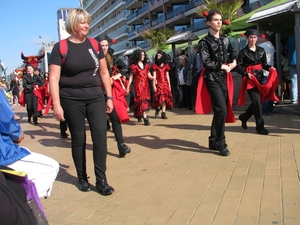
152, 50, 173, 119
126, 49, 155, 125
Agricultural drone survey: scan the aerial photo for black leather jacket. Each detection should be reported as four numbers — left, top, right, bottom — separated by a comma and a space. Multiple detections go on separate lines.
235, 45, 271, 84
198, 33, 236, 82
22, 74, 44, 93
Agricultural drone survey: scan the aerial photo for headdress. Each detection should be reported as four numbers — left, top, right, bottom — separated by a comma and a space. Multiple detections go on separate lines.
96, 34, 116, 43
203, 10, 230, 25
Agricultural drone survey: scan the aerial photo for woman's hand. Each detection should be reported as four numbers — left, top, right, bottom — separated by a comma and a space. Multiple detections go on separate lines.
247, 73, 253, 79
112, 73, 122, 80
53, 104, 65, 121
106, 99, 114, 113
13, 132, 24, 144
153, 85, 157, 93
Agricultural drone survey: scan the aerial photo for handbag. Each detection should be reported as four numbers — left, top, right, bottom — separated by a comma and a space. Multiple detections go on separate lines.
0, 169, 49, 225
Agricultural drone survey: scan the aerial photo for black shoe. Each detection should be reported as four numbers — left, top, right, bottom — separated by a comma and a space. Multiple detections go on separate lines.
155, 108, 160, 118
118, 143, 131, 158
217, 145, 230, 156
33, 122, 39, 125
78, 179, 91, 192
96, 179, 114, 195
161, 112, 168, 119
209, 142, 228, 151
61, 133, 69, 138
238, 115, 247, 129
143, 118, 150, 126
256, 128, 269, 135
137, 116, 142, 122
27, 117, 32, 123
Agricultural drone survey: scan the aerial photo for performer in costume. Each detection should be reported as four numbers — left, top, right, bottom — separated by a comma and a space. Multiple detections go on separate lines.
195, 9, 237, 156
22, 64, 45, 125
236, 29, 279, 135
96, 34, 131, 158
152, 50, 173, 119
126, 49, 155, 125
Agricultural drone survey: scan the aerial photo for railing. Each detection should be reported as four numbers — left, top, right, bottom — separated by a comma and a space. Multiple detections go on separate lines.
127, 11, 138, 21
152, 15, 164, 26
166, 5, 186, 20
176, 21, 208, 33
138, 41, 150, 49
90, 0, 125, 28
137, 4, 148, 15
89, 13, 127, 37
89, 0, 106, 15
109, 27, 128, 38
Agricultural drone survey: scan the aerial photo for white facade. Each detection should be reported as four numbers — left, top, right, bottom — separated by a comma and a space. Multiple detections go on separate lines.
57, 8, 72, 41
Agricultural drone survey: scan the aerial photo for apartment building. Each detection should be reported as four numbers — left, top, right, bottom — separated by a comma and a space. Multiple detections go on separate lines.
83, 0, 129, 55
81, 0, 272, 56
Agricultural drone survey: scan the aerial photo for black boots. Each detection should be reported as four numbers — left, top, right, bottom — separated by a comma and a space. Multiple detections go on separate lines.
78, 179, 91, 192
161, 112, 168, 119
238, 115, 247, 129
96, 179, 114, 195
143, 118, 150, 126
118, 143, 131, 158
155, 108, 160, 118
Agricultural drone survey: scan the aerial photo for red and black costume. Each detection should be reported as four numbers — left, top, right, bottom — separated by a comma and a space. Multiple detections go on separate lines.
130, 64, 151, 118
235, 44, 279, 134
22, 73, 44, 124
151, 63, 173, 109
196, 32, 236, 150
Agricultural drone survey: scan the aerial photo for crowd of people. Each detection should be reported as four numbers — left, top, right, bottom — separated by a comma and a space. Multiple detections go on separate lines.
0, 7, 298, 223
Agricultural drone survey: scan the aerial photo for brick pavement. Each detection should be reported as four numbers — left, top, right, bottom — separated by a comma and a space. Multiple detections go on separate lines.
13, 104, 300, 225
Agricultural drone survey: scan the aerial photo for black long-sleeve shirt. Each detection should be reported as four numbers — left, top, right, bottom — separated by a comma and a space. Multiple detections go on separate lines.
235, 45, 271, 79
198, 33, 236, 81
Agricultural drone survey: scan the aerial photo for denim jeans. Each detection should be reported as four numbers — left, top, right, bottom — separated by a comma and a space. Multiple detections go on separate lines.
289, 65, 298, 102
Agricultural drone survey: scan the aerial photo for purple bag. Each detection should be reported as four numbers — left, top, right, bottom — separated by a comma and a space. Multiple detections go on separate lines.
3, 171, 48, 224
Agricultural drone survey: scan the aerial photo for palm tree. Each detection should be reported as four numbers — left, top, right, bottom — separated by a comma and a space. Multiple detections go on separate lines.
138, 28, 175, 50
197, 0, 244, 35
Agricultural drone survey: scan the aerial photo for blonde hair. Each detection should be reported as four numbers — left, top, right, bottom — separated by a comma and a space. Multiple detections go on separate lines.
106, 53, 113, 69
65, 8, 91, 34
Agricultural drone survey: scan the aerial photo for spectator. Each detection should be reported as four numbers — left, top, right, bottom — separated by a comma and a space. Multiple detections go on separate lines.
49, 8, 114, 195
0, 89, 59, 198
259, 31, 275, 115
286, 34, 298, 104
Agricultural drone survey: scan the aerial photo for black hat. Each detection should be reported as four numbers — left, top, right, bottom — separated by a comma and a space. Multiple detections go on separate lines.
34, 67, 40, 71
96, 34, 112, 42
244, 29, 260, 37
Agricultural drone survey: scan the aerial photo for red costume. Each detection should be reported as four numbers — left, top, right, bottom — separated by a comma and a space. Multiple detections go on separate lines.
195, 68, 236, 123
237, 65, 279, 106
112, 79, 129, 123
151, 63, 173, 109
130, 64, 151, 118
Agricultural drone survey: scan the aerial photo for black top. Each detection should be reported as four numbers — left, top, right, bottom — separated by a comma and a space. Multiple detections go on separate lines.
198, 33, 236, 81
22, 74, 44, 93
49, 38, 105, 100
235, 45, 271, 83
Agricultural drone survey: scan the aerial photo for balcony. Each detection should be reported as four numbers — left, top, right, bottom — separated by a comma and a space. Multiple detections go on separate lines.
152, 15, 164, 26
138, 41, 150, 49
125, 0, 143, 10
176, 21, 207, 33
108, 27, 128, 39
166, 5, 186, 20
90, 0, 126, 29
89, 13, 127, 38
89, 0, 106, 16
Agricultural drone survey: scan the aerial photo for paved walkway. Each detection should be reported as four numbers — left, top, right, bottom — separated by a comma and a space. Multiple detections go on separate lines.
14, 104, 300, 225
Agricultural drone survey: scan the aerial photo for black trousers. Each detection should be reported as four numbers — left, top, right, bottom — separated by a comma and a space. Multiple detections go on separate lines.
205, 78, 227, 147
61, 96, 107, 183
181, 84, 192, 109
108, 108, 124, 145
239, 87, 265, 130
60, 121, 68, 135
25, 92, 38, 121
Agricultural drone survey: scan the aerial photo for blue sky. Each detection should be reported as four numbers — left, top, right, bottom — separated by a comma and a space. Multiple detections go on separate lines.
0, 1, 79, 74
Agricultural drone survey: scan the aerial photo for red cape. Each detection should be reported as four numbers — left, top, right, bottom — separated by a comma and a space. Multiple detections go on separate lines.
112, 79, 129, 123
19, 88, 44, 112
195, 69, 236, 123
237, 66, 279, 106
